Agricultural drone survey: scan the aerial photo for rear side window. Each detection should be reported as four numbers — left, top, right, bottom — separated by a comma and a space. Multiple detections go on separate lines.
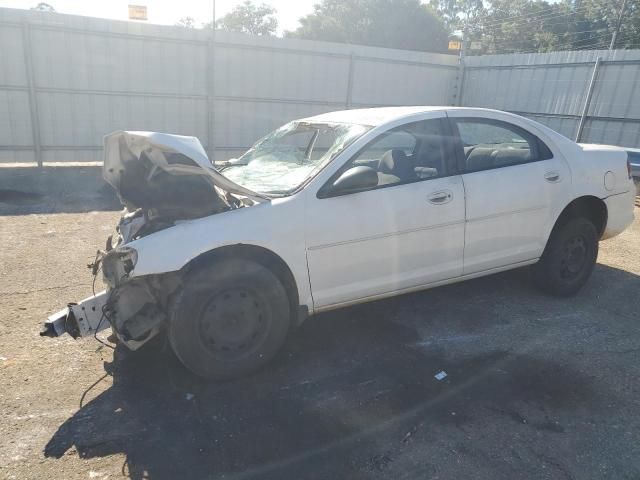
454, 119, 552, 173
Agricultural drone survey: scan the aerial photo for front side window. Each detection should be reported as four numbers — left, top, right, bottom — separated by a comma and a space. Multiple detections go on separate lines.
332, 118, 449, 192
221, 121, 369, 195
455, 119, 550, 173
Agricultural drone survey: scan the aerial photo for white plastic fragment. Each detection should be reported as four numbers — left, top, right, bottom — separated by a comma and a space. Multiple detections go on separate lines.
434, 371, 448, 381
185, 393, 195, 401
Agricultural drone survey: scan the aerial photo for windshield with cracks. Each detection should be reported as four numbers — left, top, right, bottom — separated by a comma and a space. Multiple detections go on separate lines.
220, 121, 369, 195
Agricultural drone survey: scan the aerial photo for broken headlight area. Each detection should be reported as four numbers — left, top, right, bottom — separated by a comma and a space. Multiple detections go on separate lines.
42, 273, 181, 351
101, 246, 138, 288
105, 273, 181, 350
106, 279, 165, 349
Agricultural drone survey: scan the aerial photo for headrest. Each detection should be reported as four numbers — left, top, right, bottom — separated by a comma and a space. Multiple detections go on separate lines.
378, 149, 408, 174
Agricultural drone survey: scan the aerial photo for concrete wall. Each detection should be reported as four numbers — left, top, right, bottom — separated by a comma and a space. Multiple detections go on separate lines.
463, 49, 640, 148
0, 7, 459, 164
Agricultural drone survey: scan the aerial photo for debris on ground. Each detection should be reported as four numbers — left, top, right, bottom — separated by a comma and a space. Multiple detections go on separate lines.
434, 370, 448, 381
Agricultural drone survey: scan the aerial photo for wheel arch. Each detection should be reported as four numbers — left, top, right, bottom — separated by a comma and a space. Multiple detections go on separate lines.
181, 244, 305, 326
552, 195, 608, 239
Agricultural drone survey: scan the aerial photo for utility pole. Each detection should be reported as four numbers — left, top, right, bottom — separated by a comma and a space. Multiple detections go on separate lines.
208, 0, 217, 161
609, 0, 628, 50
456, 26, 467, 106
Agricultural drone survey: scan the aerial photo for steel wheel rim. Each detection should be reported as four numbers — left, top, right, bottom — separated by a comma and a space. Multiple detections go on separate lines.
560, 235, 588, 279
198, 287, 270, 360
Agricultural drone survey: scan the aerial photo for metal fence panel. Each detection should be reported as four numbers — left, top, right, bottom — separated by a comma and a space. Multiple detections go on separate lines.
350, 59, 455, 106
0, 24, 27, 86
0, 7, 459, 164
463, 49, 640, 147
29, 28, 209, 95
0, 90, 32, 145
214, 45, 350, 104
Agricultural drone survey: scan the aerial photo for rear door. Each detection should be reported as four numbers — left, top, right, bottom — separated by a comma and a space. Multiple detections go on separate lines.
447, 112, 571, 275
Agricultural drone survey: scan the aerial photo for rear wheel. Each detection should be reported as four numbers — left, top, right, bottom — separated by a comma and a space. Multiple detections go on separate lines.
169, 258, 290, 380
531, 217, 598, 297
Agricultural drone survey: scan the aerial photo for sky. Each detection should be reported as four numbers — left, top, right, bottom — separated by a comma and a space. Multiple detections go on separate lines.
0, 0, 317, 33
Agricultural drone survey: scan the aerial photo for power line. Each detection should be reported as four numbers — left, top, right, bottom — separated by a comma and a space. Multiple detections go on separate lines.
460, 0, 638, 37
473, 4, 596, 30
478, 14, 607, 34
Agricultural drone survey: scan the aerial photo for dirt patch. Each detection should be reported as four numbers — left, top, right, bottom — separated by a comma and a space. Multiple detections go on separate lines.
1, 195, 640, 479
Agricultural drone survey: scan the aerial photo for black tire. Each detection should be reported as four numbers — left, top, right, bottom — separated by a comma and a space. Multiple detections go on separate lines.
531, 217, 599, 297
169, 258, 290, 380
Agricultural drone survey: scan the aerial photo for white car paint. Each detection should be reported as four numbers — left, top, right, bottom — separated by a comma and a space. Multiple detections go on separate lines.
117, 107, 634, 318
41, 106, 635, 347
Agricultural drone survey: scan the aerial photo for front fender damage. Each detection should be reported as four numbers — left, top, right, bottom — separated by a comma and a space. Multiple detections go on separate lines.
41, 273, 181, 350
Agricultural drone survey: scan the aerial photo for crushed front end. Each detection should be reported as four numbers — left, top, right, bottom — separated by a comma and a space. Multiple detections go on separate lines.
41, 247, 181, 350
41, 130, 267, 350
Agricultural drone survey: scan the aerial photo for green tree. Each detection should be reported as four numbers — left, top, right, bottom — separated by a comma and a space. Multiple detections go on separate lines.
31, 2, 55, 11
175, 16, 196, 28
212, 1, 278, 36
578, 0, 640, 49
429, 0, 485, 30
288, 0, 449, 53
459, 0, 640, 54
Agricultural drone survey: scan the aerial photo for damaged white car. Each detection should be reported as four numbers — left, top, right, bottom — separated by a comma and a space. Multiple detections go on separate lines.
43, 107, 635, 379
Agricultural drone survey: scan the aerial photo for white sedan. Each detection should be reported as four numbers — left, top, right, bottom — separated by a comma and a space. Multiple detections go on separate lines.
43, 107, 636, 379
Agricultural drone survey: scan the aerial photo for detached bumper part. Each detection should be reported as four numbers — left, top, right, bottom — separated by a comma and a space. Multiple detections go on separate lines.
41, 283, 164, 350
41, 291, 110, 338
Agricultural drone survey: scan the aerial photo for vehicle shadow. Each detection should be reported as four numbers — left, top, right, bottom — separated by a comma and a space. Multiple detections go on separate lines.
43, 264, 640, 479
0, 165, 121, 215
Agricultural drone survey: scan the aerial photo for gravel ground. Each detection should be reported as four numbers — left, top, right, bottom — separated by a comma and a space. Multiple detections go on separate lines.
1, 173, 639, 480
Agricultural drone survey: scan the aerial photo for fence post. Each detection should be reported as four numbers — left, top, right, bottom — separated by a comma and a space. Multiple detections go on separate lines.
21, 21, 42, 167
455, 55, 466, 106
345, 53, 355, 109
575, 56, 601, 143
207, 27, 217, 161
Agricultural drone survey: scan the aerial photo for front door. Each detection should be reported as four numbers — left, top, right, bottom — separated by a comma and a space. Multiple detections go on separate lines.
305, 116, 466, 309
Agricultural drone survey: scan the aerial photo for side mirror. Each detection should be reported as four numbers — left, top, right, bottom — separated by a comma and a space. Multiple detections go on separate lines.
328, 166, 378, 196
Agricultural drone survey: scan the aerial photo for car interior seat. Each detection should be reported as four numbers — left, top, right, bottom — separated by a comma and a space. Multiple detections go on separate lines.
377, 149, 416, 185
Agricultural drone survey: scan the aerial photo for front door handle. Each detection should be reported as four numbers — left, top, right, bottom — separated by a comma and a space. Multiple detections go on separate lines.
428, 190, 453, 205
544, 171, 561, 183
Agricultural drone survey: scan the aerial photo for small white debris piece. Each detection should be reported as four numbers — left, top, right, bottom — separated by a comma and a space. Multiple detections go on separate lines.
434, 371, 448, 381
185, 393, 195, 401
0, 356, 7, 361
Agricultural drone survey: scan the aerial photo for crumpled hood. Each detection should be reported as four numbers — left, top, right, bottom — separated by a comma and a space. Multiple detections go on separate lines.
103, 131, 269, 203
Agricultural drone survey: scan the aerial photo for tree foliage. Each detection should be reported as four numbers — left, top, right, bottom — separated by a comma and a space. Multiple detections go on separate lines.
175, 16, 197, 29
288, 0, 449, 53
31, 2, 55, 12
434, 0, 640, 54
213, 0, 278, 36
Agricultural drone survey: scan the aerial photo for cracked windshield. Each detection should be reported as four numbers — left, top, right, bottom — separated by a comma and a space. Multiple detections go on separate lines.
221, 122, 368, 194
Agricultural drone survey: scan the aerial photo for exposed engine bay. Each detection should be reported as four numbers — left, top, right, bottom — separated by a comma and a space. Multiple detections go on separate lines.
42, 131, 267, 349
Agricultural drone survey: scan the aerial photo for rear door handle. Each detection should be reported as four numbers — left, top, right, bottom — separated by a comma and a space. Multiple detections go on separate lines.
428, 190, 453, 205
544, 171, 561, 182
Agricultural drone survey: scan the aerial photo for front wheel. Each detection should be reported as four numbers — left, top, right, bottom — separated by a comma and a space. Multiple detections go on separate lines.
169, 258, 291, 380
531, 217, 599, 297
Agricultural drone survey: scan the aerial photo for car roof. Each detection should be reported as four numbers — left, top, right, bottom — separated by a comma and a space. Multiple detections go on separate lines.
300, 106, 446, 127
300, 106, 506, 127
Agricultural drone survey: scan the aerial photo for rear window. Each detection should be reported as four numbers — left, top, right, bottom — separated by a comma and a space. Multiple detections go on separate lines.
455, 118, 553, 173
627, 150, 640, 165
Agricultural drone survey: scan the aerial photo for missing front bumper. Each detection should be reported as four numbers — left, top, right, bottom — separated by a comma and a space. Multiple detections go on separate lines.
41, 283, 164, 351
